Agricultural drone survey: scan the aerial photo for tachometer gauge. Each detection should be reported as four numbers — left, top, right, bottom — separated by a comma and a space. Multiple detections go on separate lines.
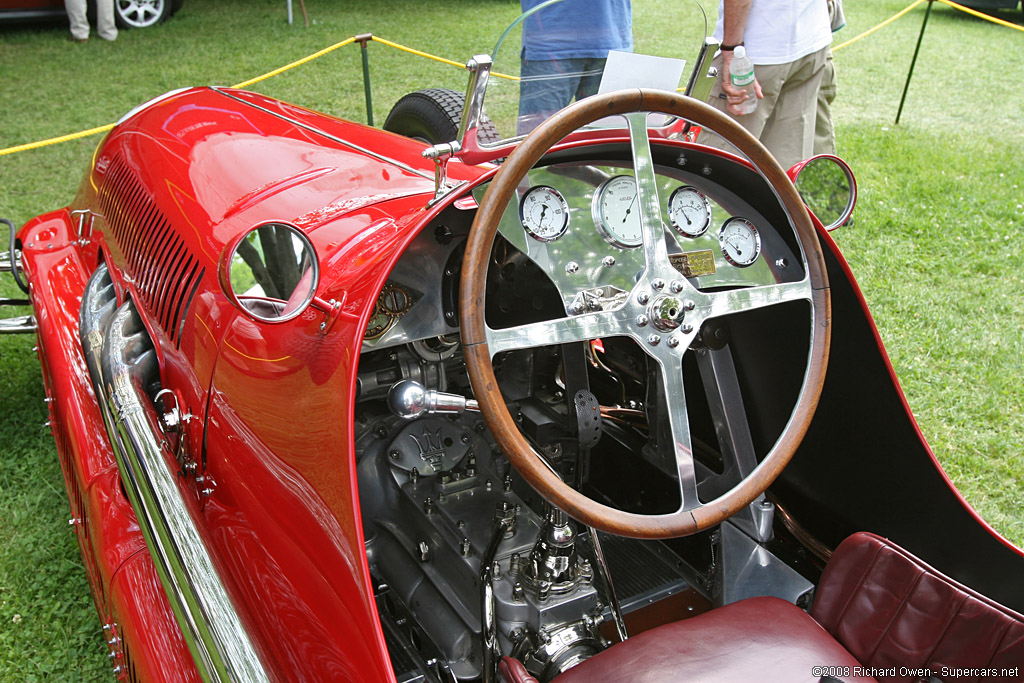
668, 186, 711, 237
520, 185, 570, 242
718, 218, 761, 267
593, 175, 643, 248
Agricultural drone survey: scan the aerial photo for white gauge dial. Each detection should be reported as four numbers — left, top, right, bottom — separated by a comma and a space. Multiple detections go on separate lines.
668, 186, 711, 237
520, 185, 570, 242
718, 217, 761, 267
593, 175, 643, 248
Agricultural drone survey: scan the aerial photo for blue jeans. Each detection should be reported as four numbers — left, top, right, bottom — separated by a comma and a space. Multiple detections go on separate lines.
517, 57, 607, 134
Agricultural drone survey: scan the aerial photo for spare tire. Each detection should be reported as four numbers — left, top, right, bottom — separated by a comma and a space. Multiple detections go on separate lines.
383, 88, 500, 146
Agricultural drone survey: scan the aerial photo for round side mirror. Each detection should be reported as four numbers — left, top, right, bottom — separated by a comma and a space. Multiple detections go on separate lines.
791, 155, 857, 231
219, 222, 319, 323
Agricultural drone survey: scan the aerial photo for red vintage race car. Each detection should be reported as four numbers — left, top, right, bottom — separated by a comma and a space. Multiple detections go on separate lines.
4, 1, 1023, 681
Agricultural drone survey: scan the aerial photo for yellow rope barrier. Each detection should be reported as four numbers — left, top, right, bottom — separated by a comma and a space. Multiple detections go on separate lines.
232, 35, 357, 89
0, 123, 116, 157
936, 0, 1024, 32
367, 36, 466, 71
3, 3, 1021, 157
369, 36, 518, 81
834, 0, 928, 51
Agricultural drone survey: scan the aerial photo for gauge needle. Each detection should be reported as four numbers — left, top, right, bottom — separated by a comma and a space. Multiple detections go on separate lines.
728, 238, 743, 255
622, 192, 638, 223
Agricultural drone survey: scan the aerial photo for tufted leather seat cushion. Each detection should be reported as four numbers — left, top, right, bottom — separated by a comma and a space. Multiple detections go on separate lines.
811, 532, 1024, 682
551, 595, 873, 683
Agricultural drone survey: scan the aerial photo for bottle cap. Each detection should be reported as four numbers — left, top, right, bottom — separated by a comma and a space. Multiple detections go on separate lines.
733, 45, 746, 59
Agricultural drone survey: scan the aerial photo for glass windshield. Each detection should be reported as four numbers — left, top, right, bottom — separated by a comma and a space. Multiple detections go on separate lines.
480, 0, 711, 147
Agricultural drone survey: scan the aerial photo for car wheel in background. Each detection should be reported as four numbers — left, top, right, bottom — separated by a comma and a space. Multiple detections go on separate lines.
114, 0, 178, 29
384, 88, 501, 145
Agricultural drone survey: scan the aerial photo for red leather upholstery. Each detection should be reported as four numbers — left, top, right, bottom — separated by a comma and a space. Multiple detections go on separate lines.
552, 596, 873, 683
811, 532, 1024, 682
500, 656, 540, 683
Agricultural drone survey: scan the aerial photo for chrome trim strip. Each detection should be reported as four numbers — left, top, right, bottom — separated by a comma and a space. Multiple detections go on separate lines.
211, 87, 434, 182
0, 314, 36, 334
86, 293, 269, 683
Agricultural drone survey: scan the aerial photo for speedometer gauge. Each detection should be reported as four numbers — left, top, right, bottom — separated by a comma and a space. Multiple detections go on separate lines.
520, 185, 570, 242
718, 218, 761, 267
668, 186, 711, 237
593, 175, 643, 248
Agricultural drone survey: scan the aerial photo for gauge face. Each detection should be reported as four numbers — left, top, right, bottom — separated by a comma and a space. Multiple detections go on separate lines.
520, 185, 570, 242
593, 175, 643, 248
668, 186, 711, 237
718, 218, 761, 267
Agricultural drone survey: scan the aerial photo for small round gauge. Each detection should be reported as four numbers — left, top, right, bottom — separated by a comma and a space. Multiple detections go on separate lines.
520, 185, 570, 242
668, 186, 711, 237
593, 175, 643, 248
718, 217, 761, 267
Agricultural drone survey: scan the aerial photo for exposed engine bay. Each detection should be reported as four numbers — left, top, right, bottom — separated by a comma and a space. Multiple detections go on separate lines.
353, 152, 819, 682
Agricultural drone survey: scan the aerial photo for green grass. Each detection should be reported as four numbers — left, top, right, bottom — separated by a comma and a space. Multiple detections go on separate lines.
1, 0, 1022, 678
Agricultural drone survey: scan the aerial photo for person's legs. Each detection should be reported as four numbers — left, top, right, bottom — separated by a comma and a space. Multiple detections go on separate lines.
96, 0, 118, 41
759, 47, 828, 169
813, 49, 837, 156
64, 0, 90, 41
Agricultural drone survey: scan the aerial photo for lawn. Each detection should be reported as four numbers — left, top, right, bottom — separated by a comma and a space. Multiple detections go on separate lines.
1, 0, 1022, 678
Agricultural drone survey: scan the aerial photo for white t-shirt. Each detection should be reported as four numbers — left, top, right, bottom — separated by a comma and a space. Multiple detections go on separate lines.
713, 0, 832, 65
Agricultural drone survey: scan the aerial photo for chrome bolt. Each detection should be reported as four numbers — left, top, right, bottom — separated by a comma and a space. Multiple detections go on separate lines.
670, 280, 684, 293
636, 292, 650, 305
648, 334, 661, 346
565, 261, 580, 274
685, 300, 696, 311
424, 498, 434, 514
602, 255, 616, 267
635, 314, 649, 327
652, 278, 665, 290
682, 324, 694, 334
513, 582, 524, 601
461, 538, 472, 557
667, 336, 680, 348
568, 300, 586, 315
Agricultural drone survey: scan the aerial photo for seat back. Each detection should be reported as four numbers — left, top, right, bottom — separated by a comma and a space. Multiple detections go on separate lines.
811, 532, 1024, 677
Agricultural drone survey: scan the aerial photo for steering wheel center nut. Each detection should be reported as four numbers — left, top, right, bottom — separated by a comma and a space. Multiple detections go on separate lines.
649, 294, 686, 331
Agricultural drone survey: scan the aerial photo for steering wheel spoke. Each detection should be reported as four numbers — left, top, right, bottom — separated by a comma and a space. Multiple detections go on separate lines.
650, 352, 701, 512
705, 278, 814, 321
623, 112, 670, 271
485, 308, 630, 357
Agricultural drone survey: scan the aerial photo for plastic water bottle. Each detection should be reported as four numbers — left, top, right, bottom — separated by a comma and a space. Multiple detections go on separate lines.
729, 45, 757, 115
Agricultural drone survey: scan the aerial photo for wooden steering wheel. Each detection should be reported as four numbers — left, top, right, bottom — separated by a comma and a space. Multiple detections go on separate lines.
460, 89, 830, 539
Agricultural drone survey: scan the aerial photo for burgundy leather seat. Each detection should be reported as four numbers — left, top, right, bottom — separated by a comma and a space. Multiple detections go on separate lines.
550, 595, 870, 683
500, 532, 1024, 683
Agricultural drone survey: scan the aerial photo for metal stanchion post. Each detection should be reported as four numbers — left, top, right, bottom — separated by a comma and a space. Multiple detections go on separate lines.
356, 34, 375, 127
896, 0, 934, 125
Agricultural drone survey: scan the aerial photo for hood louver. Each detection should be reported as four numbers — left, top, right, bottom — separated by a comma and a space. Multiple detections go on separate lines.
98, 155, 204, 347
